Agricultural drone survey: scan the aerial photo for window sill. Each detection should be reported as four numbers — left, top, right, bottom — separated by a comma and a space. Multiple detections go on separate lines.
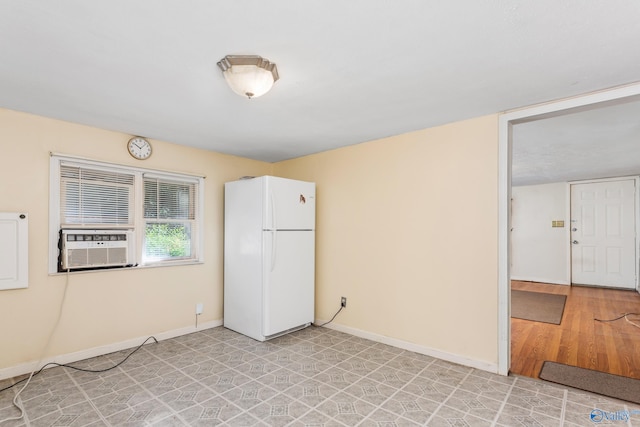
138, 260, 204, 269
48, 260, 204, 275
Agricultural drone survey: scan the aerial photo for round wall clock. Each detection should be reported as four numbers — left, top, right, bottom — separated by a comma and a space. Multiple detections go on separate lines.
127, 137, 152, 160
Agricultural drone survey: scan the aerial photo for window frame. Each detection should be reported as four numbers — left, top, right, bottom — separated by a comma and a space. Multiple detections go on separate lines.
49, 154, 204, 273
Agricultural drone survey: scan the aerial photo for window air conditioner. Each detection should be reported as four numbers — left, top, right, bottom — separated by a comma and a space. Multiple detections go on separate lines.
59, 229, 134, 271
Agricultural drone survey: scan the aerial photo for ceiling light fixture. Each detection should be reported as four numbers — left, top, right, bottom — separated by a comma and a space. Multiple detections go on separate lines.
217, 55, 279, 99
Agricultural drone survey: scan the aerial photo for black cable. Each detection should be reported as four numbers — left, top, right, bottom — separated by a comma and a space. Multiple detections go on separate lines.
594, 313, 640, 322
313, 306, 344, 327
0, 336, 158, 394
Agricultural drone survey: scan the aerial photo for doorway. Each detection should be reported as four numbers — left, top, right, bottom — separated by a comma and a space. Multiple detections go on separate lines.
498, 84, 640, 376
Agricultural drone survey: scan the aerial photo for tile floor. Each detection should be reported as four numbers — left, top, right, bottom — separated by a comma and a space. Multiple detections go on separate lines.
1, 326, 639, 426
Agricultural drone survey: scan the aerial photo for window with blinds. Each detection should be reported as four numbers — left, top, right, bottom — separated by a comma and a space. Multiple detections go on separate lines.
50, 155, 203, 272
143, 176, 197, 262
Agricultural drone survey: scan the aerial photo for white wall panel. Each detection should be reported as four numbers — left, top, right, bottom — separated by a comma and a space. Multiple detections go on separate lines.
0, 212, 28, 290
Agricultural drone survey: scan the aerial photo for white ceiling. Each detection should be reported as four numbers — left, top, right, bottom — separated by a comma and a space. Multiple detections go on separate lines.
512, 97, 640, 186
1, 1, 640, 168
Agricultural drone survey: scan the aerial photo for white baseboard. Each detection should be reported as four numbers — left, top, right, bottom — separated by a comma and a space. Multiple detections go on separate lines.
0, 319, 223, 382
317, 320, 499, 374
2, 318, 499, 382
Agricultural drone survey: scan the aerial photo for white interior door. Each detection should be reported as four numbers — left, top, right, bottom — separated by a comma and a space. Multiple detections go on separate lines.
570, 179, 636, 289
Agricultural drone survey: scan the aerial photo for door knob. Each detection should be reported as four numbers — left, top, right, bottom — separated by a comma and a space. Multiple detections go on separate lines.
572, 228, 577, 232
572, 240, 579, 244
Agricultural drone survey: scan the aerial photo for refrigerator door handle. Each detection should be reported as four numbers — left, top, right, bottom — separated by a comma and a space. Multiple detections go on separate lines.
270, 191, 276, 230
270, 230, 277, 272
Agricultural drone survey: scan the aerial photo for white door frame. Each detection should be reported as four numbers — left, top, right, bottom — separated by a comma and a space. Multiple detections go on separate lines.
498, 83, 640, 376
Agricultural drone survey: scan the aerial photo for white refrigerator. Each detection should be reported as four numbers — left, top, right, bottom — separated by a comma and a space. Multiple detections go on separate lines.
223, 175, 315, 341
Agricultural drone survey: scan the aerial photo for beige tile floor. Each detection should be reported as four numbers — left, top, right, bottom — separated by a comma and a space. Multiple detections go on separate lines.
1, 326, 639, 426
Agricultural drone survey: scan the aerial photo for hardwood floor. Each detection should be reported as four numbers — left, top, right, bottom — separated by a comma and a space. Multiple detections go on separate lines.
510, 280, 640, 380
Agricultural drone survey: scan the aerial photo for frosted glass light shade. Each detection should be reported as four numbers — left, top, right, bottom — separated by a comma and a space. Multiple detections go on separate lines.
217, 55, 279, 99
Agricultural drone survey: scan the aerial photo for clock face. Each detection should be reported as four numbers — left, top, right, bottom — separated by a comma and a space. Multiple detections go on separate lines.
127, 137, 152, 159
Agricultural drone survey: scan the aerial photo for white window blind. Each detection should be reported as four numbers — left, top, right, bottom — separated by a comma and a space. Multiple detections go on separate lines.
60, 164, 134, 227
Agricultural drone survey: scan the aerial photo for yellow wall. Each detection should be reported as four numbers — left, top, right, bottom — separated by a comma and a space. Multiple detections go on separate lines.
274, 115, 500, 366
0, 108, 271, 372
0, 108, 500, 375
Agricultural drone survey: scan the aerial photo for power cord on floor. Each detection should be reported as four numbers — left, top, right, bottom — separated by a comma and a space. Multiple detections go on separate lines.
0, 269, 73, 424
0, 335, 159, 395
594, 312, 640, 329
0, 268, 158, 425
313, 305, 344, 327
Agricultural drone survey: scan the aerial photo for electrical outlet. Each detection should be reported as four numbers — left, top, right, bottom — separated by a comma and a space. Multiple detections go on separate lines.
196, 303, 203, 315
341, 297, 347, 308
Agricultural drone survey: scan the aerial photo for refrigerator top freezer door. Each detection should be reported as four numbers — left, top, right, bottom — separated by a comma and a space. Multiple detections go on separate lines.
264, 176, 315, 230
